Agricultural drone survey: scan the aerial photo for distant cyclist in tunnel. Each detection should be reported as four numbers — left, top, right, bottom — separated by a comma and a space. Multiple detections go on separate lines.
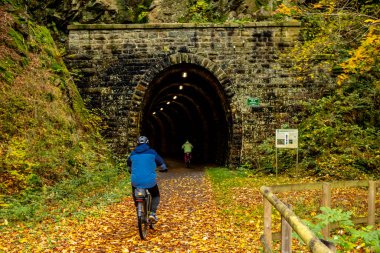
127, 135, 168, 223
182, 140, 194, 168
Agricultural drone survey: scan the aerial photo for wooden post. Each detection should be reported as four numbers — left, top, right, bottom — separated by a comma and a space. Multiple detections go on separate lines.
264, 197, 273, 250
260, 186, 332, 253
322, 182, 331, 239
368, 180, 376, 228
296, 148, 299, 176
281, 203, 292, 253
275, 148, 278, 177
260, 235, 273, 253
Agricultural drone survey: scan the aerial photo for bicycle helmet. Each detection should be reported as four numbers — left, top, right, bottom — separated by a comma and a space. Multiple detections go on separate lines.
137, 135, 149, 144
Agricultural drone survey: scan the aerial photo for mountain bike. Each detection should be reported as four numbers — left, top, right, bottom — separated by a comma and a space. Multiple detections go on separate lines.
134, 188, 155, 239
184, 153, 191, 168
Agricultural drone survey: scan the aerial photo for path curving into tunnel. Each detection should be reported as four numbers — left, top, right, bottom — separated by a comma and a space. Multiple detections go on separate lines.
140, 63, 231, 165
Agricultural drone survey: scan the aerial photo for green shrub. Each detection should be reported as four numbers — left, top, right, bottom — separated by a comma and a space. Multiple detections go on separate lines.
304, 207, 380, 251
0, 164, 129, 224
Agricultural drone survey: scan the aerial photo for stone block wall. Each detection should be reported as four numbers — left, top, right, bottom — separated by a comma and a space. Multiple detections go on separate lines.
65, 21, 328, 165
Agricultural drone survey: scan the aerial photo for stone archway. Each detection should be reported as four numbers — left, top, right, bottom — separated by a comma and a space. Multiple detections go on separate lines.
128, 53, 241, 166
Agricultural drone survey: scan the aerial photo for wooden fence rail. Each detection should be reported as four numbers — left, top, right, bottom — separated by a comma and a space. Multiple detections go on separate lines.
260, 180, 379, 252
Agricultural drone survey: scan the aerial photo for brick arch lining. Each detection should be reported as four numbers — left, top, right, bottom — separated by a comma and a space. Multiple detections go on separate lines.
127, 53, 241, 166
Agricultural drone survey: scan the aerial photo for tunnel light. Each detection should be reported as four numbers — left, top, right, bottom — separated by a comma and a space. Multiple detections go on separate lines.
173, 95, 177, 100
182, 72, 187, 78
179, 85, 183, 90
166, 101, 171, 105
152, 112, 156, 115
160, 107, 163, 111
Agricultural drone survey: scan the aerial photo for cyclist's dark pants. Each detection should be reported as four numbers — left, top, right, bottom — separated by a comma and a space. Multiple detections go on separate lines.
184, 153, 191, 162
132, 184, 160, 213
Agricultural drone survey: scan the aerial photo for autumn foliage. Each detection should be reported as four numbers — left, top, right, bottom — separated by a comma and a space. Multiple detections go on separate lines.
0, 5, 112, 196
338, 24, 380, 84
253, 0, 380, 180
0, 0, 379, 251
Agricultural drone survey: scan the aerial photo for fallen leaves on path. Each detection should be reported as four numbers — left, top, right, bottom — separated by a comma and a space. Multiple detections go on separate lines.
2, 166, 377, 252
0, 167, 262, 252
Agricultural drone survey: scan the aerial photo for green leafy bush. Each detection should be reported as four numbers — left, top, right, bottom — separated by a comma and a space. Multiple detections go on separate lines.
252, 1, 380, 180
126, 0, 153, 23
180, 0, 226, 23
0, 164, 129, 223
304, 207, 380, 252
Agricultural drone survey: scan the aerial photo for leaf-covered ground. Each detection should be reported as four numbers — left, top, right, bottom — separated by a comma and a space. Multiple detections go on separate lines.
0, 161, 262, 252
1, 160, 378, 252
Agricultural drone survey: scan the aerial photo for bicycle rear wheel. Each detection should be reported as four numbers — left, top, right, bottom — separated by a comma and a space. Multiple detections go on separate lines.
184, 153, 191, 168
137, 202, 148, 239
147, 194, 155, 229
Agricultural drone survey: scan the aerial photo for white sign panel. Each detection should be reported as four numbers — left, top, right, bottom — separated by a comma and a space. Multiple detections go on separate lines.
276, 129, 298, 149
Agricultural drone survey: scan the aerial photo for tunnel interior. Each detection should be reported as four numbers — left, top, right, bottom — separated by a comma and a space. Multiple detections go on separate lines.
140, 63, 231, 165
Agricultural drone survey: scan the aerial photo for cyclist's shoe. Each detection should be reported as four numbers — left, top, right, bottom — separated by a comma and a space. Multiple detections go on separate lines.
149, 212, 158, 223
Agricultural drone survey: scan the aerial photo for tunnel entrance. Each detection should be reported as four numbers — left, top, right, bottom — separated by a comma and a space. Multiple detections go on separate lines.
140, 63, 231, 165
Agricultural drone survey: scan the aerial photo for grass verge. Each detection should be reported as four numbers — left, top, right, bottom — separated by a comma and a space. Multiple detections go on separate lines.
206, 167, 379, 252
0, 164, 130, 227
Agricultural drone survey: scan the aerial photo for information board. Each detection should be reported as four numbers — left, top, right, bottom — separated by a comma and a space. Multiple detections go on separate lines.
275, 129, 298, 149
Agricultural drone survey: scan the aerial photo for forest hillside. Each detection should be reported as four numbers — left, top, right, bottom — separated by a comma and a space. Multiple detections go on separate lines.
0, 0, 379, 224
0, 1, 117, 221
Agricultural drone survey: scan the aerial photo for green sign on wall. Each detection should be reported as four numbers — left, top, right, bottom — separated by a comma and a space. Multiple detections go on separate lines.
247, 97, 260, 107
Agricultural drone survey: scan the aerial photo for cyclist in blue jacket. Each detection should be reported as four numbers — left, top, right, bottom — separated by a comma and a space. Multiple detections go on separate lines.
127, 136, 168, 223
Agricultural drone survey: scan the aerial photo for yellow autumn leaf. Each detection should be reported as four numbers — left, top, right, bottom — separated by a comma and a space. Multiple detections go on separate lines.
364, 19, 380, 24
18, 238, 28, 243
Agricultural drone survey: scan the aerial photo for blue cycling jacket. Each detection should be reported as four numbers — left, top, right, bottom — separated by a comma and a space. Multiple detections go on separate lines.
127, 143, 166, 188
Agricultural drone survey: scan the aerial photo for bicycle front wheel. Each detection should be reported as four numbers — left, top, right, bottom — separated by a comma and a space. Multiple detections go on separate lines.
137, 202, 148, 239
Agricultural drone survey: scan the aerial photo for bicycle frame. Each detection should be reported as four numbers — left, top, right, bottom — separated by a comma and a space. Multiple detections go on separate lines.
134, 188, 154, 239
184, 153, 191, 168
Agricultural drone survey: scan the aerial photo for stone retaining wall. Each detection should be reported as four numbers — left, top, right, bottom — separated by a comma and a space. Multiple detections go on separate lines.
66, 21, 327, 166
